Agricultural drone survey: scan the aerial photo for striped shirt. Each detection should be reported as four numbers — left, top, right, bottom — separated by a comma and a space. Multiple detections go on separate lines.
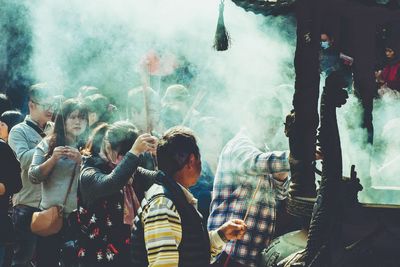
140, 183, 225, 267
208, 129, 290, 267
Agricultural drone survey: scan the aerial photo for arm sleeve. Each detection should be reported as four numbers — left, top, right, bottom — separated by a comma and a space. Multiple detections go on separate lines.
143, 196, 181, 267
230, 138, 290, 177
209, 230, 226, 263
8, 127, 36, 171
80, 152, 140, 207
28, 140, 49, 184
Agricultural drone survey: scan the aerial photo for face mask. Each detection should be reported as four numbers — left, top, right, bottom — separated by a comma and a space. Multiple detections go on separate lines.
321, 41, 330, 50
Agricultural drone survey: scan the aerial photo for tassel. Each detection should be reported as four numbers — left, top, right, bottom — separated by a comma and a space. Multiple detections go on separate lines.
213, 0, 230, 51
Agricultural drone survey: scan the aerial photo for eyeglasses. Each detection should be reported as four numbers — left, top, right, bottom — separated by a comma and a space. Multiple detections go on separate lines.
31, 100, 55, 111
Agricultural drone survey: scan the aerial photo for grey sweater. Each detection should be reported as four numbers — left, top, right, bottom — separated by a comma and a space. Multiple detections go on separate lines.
29, 139, 79, 216
8, 116, 44, 208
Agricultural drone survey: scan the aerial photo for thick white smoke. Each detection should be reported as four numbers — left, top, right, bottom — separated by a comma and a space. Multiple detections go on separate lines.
27, 0, 295, 155
16, 0, 399, 205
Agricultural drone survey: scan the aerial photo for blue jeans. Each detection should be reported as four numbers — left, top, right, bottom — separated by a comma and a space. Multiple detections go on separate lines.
11, 205, 39, 267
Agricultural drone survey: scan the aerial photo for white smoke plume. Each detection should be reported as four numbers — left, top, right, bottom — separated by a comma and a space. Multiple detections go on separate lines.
4, 0, 398, 205
26, 0, 295, 157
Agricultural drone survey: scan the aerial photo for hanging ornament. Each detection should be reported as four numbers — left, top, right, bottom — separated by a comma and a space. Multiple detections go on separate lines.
213, 0, 231, 51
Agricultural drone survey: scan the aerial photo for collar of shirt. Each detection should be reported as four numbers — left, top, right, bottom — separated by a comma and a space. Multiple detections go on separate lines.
25, 115, 41, 128
177, 182, 198, 209
26, 115, 53, 133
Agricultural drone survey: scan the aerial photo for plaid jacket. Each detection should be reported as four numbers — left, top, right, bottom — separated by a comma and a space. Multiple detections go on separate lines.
208, 129, 290, 267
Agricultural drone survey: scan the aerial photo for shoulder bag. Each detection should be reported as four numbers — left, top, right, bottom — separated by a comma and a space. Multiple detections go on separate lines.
31, 163, 77, 237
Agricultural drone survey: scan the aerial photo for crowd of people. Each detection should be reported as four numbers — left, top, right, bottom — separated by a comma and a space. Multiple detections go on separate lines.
0, 30, 398, 267
0, 78, 297, 267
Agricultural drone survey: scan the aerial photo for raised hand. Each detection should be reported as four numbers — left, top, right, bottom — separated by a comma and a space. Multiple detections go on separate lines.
130, 133, 158, 156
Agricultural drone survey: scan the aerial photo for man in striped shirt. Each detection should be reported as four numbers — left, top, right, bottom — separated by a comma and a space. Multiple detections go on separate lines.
208, 96, 291, 267
131, 126, 247, 267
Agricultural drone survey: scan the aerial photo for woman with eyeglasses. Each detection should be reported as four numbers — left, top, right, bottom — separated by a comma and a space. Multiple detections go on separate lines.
76, 121, 157, 267
28, 98, 89, 266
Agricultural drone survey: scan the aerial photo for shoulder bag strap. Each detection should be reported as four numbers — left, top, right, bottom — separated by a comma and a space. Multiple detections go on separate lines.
61, 163, 78, 211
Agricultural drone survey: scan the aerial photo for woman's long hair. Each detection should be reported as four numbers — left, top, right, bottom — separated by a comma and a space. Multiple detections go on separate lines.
82, 122, 109, 156
46, 98, 89, 159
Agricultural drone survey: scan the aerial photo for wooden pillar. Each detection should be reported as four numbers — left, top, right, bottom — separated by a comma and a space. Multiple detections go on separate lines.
287, 0, 324, 206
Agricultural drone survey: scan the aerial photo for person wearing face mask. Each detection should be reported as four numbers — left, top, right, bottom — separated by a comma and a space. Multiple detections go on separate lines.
320, 32, 354, 93
76, 121, 158, 267
320, 32, 341, 77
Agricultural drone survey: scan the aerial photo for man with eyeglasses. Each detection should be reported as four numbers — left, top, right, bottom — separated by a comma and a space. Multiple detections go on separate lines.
8, 83, 55, 267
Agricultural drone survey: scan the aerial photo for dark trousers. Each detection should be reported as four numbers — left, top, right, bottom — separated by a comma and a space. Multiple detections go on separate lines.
11, 205, 39, 267
36, 232, 63, 267
36, 217, 76, 267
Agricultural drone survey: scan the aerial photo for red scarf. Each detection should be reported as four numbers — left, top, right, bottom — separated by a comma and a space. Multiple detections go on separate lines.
123, 181, 140, 227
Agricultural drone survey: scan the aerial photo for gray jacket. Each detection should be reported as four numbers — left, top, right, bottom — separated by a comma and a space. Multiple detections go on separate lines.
8, 116, 45, 208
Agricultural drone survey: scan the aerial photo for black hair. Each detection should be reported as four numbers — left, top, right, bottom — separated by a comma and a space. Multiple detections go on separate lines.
85, 94, 116, 128
0, 110, 24, 132
46, 98, 89, 158
82, 122, 109, 156
102, 121, 139, 156
157, 126, 199, 176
